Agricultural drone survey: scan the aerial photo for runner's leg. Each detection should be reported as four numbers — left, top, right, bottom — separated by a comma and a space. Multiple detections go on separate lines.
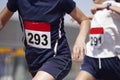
32, 71, 55, 80
75, 71, 95, 80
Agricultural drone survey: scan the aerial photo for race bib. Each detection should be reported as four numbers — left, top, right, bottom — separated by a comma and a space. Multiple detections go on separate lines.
24, 21, 51, 49
89, 27, 104, 48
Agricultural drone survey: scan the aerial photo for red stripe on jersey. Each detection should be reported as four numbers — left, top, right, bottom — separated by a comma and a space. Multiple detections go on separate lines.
23, 21, 50, 31
90, 27, 104, 34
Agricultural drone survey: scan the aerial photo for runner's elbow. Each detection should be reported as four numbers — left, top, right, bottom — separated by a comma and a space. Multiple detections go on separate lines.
0, 20, 4, 30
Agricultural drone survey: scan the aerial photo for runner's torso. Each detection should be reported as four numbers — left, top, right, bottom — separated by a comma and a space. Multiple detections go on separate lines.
86, 1, 120, 58
7, 0, 75, 49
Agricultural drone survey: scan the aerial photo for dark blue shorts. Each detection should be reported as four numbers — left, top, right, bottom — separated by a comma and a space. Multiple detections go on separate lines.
81, 55, 120, 80
25, 36, 72, 80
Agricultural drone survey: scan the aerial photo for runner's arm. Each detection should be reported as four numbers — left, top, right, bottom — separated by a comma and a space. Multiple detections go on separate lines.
70, 7, 90, 61
0, 7, 14, 30
91, 4, 120, 15
109, 5, 120, 15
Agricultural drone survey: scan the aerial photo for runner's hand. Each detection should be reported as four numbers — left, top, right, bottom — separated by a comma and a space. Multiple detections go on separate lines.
91, 4, 106, 14
72, 41, 86, 61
